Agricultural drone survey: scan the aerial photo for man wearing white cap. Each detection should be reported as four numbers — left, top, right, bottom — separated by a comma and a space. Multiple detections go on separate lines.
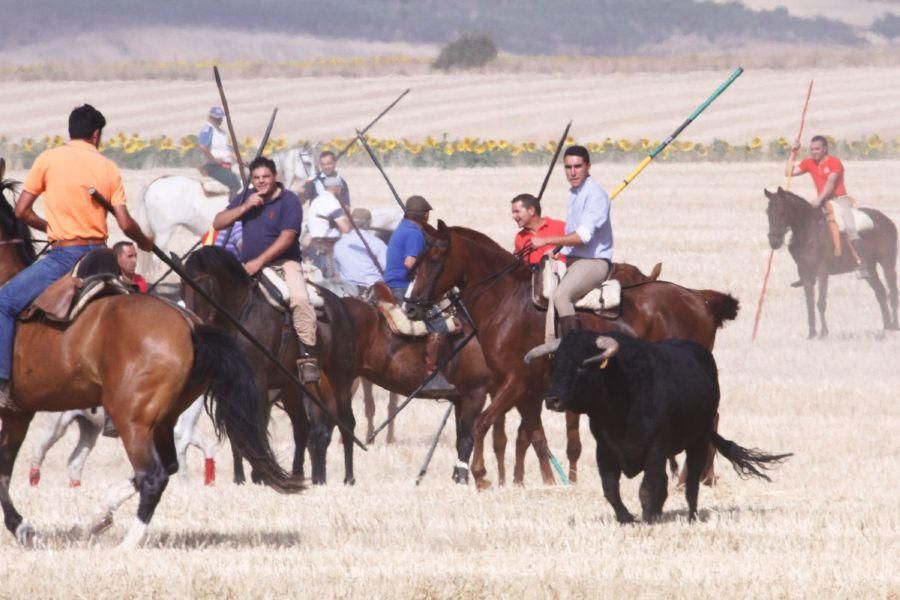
198, 106, 241, 194
305, 176, 351, 276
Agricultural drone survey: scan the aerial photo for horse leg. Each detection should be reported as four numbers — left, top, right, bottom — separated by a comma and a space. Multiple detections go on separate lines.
513, 420, 529, 485
338, 386, 356, 486
282, 387, 308, 480
565, 411, 582, 483
387, 392, 399, 445
452, 389, 486, 485
29, 411, 74, 486
67, 417, 101, 487
492, 411, 507, 486
249, 385, 273, 485
0, 411, 36, 545
863, 266, 893, 331
174, 397, 204, 484
528, 423, 556, 486
362, 379, 376, 442
882, 258, 899, 329
231, 440, 246, 485
817, 273, 829, 339
304, 379, 335, 486
803, 280, 817, 339
470, 421, 489, 489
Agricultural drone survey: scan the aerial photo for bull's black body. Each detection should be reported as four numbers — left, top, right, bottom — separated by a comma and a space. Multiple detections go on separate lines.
544, 330, 790, 523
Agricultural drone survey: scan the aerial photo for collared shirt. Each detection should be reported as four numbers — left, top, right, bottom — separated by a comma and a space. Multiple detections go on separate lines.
798, 155, 847, 198
227, 184, 302, 263
23, 139, 127, 242
198, 121, 233, 163
563, 175, 613, 260
514, 217, 567, 265
334, 229, 387, 287
384, 218, 425, 289
307, 191, 344, 239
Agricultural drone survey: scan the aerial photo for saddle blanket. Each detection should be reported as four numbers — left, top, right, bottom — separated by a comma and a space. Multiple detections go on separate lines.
363, 281, 463, 338
257, 263, 326, 312
533, 258, 621, 314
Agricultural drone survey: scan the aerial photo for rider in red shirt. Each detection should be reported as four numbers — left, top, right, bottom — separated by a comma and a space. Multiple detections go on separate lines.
511, 193, 566, 266
114, 241, 149, 293
787, 135, 868, 277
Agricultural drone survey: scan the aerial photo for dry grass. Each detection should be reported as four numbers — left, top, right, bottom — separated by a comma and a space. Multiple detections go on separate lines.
1, 160, 898, 597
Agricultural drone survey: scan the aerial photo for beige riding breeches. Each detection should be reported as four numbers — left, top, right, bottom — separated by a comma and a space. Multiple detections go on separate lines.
277, 259, 317, 347
553, 258, 611, 317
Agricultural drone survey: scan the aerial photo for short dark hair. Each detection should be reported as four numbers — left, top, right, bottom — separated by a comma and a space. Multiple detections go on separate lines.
112, 240, 134, 256
563, 145, 590, 164
68, 104, 106, 141
511, 193, 541, 216
319, 150, 336, 161
249, 156, 277, 175
810, 135, 828, 147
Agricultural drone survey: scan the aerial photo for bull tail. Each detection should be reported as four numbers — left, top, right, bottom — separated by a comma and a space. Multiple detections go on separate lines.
712, 432, 791, 482
191, 324, 303, 494
699, 290, 740, 329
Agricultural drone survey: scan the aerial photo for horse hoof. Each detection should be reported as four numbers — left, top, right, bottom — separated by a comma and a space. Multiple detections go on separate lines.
344, 477, 356, 486
819, 331, 829, 340
475, 478, 492, 491
15, 521, 36, 548
452, 466, 469, 484
88, 513, 114, 537
28, 468, 40, 487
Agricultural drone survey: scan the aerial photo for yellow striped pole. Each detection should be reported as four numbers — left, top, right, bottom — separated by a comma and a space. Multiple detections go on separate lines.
609, 67, 743, 200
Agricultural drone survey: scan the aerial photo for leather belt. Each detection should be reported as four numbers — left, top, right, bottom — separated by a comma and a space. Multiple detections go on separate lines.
50, 238, 106, 248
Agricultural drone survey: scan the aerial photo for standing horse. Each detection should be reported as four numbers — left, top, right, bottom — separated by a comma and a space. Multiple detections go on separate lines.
764, 188, 898, 337
407, 223, 738, 487
0, 179, 299, 548
182, 245, 358, 485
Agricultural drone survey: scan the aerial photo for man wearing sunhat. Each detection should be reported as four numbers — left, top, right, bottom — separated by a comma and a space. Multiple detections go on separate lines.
198, 106, 241, 195
384, 195, 458, 398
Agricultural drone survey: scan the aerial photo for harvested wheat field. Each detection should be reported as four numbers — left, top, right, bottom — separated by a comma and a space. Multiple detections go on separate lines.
1, 157, 897, 598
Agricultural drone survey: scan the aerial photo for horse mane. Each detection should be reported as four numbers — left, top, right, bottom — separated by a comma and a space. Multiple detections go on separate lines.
774, 188, 817, 213
0, 179, 37, 266
184, 245, 251, 287
436, 224, 532, 281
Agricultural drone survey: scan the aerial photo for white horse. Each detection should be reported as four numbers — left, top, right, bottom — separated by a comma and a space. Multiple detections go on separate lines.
29, 397, 217, 487
137, 148, 403, 280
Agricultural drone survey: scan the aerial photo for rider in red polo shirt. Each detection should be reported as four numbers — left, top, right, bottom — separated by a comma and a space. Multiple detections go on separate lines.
787, 134, 868, 278
511, 193, 566, 266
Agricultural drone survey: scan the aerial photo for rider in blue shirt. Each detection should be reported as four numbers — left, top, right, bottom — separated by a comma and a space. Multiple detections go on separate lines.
384, 195, 458, 398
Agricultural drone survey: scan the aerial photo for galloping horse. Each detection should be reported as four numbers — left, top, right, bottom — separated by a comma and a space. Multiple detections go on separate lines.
407, 223, 738, 487
0, 178, 299, 548
764, 188, 898, 337
183, 245, 358, 485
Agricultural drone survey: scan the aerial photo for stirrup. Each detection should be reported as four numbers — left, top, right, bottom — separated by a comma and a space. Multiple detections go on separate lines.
415, 372, 459, 399
297, 357, 320, 384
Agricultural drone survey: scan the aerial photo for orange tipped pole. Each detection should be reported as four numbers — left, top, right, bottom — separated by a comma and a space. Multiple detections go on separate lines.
752, 80, 814, 342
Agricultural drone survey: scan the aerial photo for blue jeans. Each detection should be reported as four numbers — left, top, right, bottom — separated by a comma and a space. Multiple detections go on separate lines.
0, 245, 101, 379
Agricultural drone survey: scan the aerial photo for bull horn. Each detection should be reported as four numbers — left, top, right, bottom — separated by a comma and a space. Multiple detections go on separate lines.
581, 336, 619, 367
523, 339, 561, 364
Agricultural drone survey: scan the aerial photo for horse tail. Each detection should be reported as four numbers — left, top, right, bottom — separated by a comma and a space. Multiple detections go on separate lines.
711, 432, 791, 482
698, 290, 740, 328
191, 324, 303, 494
648, 262, 662, 281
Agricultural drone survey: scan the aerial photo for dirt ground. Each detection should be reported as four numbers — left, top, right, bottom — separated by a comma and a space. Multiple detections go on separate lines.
0, 157, 897, 597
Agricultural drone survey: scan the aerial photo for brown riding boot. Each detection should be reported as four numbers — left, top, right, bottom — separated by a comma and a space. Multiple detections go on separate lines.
850, 240, 871, 279
557, 315, 582, 338
416, 333, 459, 399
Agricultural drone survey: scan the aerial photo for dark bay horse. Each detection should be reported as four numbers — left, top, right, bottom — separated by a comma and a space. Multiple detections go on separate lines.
182, 245, 357, 485
765, 188, 898, 337
407, 223, 738, 487
0, 179, 300, 548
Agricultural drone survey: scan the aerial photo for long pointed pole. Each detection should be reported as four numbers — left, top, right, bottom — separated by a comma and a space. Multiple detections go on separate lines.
537, 120, 572, 201
356, 130, 406, 212
608, 67, 744, 201
751, 79, 814, 342
213, 66, 247, 184
414, 403, 454, 485
335, 89, 410, 161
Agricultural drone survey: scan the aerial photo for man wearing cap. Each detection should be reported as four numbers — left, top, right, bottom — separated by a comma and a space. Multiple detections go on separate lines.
0, 104, 154, 408
301, 151, 350, 206
384, 195, 457, 398
212, 155, 320, 383
333, 208, 387, 293
305, 176, 351, 277
199, 107, 241, 195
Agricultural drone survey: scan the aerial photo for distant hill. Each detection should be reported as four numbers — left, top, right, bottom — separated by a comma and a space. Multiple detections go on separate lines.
0, 0, 868, 63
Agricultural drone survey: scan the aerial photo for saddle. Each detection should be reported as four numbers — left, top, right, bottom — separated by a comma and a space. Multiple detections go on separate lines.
365, 281, 463, 338
531, 256, 621, 317
19, 274, 133, 324
824, 199, 874, 258
256, 263, 326, 315
194, 171, 231, 197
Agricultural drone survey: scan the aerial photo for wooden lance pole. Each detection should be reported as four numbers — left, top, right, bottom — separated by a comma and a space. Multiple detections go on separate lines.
751, 80, 814, 342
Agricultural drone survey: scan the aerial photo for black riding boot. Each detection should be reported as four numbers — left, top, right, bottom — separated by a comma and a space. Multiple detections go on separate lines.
851, 240, 871, 279
557, 315, 582, 338
416, 333, 459, 399
297, 344, 320, 384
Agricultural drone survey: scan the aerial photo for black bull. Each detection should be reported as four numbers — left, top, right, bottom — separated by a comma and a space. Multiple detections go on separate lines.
526, 330, 791, 523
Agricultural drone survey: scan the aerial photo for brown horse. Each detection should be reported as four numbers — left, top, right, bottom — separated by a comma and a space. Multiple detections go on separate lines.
0, 179, 300, 548
407, 223, 738, 487
765, 188, 898, 338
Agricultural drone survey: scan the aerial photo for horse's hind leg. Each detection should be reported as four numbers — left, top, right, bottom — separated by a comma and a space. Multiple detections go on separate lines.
864, 268, 894, 330
361, 379, 375, 441
565, 411, 582, 483
0, 411, 36, 545
29, 411, 74, 486
387, 392, 399, 444
803, 281, 817, 339
816, 273, 829, 339
281, 388, 308, 479
882, 258, 899, 328
492, 411, 507, 486
67, 417, 101, 486
452, 389, 486, 484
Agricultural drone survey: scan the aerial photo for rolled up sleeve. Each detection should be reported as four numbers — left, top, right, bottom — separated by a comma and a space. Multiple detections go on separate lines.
574, 187, 610, 244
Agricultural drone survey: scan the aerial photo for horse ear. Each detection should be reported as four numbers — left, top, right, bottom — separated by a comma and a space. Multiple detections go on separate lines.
777, 186, 784, 193
437, 219, 448, 233
0, 158, 5, 180
764, 188, 773, 199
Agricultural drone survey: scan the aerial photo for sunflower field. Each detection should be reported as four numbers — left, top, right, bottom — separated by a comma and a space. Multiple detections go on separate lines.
2, 133, 899, 170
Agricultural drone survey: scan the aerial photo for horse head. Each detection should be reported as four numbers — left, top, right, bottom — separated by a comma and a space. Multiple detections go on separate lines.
765, 187, 817, 250
182, 245, 252, 327
406, 220, 457, 320
0, 163, 38, 270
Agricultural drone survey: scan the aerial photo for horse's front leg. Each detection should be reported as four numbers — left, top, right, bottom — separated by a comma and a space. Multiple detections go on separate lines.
0, 411, 36, 545
817, 272, 829, 338
452, 388, 487, 485
803, 280, 817, 339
